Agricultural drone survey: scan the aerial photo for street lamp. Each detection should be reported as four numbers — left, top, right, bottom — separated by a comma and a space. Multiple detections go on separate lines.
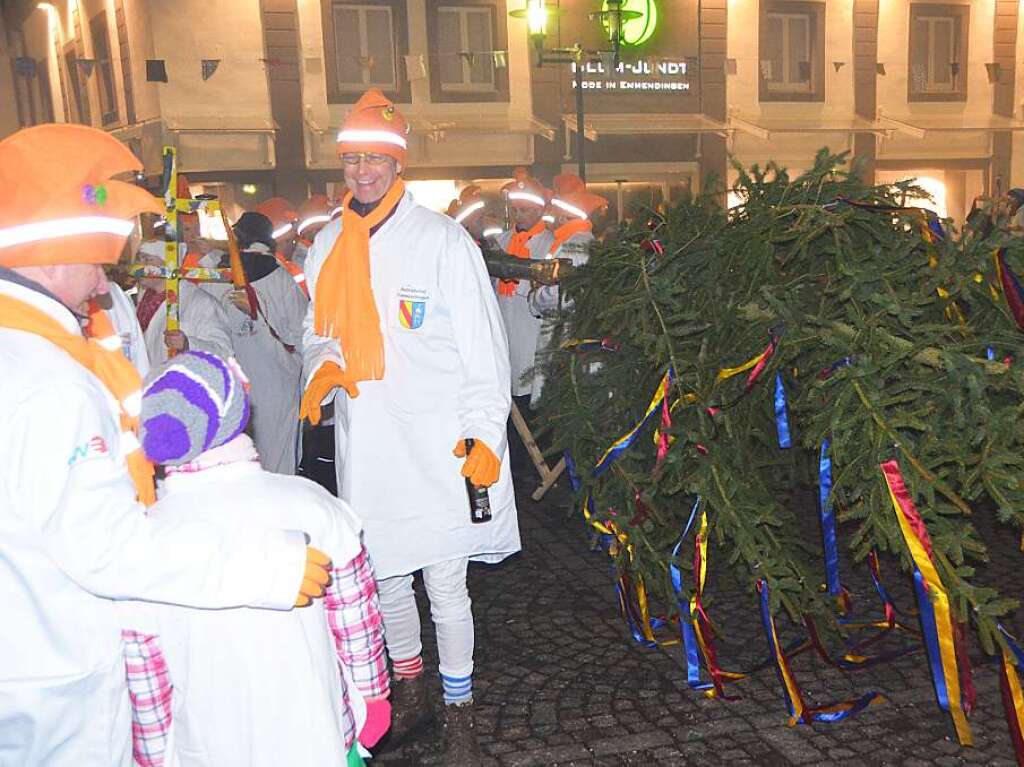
510, 0, 639, 181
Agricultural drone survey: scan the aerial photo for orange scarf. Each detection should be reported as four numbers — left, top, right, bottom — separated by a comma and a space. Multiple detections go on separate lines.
0, 294, 156, 506
498, 220, 548, 297
548, 219, 592, 256
314, 180, 405, 382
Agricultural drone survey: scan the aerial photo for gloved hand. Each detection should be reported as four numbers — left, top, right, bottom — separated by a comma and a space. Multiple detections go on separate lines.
299, 362, 360, 425
358, 695, 392, 749
452, 438, 501, 488
294, 546, 332, 608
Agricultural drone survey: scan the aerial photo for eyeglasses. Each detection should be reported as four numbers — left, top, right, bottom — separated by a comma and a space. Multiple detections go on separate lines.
341, 152, 392, 166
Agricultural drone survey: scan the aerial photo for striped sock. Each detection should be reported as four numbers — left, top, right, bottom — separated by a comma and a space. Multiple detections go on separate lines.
440, 672, 473, 705
392, 655, 424, 680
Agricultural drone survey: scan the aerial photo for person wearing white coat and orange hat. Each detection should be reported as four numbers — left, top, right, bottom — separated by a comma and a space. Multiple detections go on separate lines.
529, 175, 607, 405
0, 123, 332, 767
300, 88, 518, 766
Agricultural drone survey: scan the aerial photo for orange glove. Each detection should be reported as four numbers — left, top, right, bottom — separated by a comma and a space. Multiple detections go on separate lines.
453, 438, 501, 488
295, 546, 332, 608
299, 361, 360, 425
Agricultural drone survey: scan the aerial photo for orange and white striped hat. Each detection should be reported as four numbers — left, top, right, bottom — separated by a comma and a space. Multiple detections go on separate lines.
296, 194, 334, 238
550, 190, 608, 221
255, 196, 298, 242
446, 185, 487, 224
336, 88, 410, 165
0, 124, 161, 267
501, 167, 548, 208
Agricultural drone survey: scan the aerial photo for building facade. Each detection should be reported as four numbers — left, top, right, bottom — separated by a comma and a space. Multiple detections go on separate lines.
3, 0, 1024, 223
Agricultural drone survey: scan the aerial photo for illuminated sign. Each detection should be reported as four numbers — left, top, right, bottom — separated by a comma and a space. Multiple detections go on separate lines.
571, 59, 689, 92
601, 0, 658, 46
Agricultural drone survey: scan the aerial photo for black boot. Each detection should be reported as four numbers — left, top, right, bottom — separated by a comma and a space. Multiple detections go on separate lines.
384, 674, 433, 747
440, 701, 483, 766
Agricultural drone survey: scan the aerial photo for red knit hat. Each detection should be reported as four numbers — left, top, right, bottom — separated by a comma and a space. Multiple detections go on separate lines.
501, 167, 548, 208
336, 88, 410, 165
0, 124, 161, 267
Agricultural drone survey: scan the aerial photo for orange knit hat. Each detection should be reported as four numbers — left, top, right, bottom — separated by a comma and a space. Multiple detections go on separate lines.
336, 88, 410, 165
551, 190, 608, 221
553, 172, 587, 196
0, 124, 161, 267
501, 167, 548, 208
255, 196, 298, 241
296, 194, 333, 237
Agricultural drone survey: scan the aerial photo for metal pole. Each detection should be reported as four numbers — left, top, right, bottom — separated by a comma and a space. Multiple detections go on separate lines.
574, 57, 586, 182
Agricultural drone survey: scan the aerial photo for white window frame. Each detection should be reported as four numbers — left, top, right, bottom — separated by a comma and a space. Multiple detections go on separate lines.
332, 3, 398, 92
764, 11, 812, 93
437, 6, 495, 93
917, 15, 957, 94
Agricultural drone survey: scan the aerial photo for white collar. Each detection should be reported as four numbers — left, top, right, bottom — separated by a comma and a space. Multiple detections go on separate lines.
0, 278, 82, 335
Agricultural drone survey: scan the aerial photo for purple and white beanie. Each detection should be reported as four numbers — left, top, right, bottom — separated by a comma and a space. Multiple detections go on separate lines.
140, 351, 251, 465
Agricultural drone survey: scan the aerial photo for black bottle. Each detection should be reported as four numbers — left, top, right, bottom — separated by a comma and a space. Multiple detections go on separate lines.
464, 438, 492, 524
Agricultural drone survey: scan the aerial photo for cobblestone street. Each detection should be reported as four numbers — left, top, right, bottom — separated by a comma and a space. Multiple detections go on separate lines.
376, 474, 1024, 766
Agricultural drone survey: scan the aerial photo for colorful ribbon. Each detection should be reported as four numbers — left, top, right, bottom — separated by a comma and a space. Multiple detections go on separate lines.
758, 580, 885, 724
561, 337, 621, 354
994, 248, 1024, 331
817, 439, 849, 613
717, 334, 777, 390
882, 459, 974, 746
774, 372, 792, 449
593, 368, 674, 478
997, 625, 1024, 765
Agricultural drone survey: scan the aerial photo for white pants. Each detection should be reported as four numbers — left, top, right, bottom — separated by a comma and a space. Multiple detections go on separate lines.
376, 557, 474, 678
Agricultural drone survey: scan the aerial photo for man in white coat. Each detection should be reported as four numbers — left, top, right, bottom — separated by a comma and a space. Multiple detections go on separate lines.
135, 240, 233, 365
0, 123, 331, 767
207, 211, 308, 474
300, 88, 519, 766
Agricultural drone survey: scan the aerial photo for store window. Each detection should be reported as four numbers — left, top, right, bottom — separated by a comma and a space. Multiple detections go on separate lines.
758, 1, 824, 102
322, 0, 410, 103
90, 11, 119, 125
908, 4, 968, 102
427, 0, 509, 103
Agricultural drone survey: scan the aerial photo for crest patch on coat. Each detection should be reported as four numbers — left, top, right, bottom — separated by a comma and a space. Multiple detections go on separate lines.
398, 299, 426, 329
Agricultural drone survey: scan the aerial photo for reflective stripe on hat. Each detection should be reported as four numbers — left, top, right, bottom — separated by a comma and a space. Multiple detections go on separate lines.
454, 200, 485, 224
482, 226, 503, 238
551, 197, 588, 220
329, 205, 344, 219
336, 129, 408, 149
296, 214, 331, 235
0, 216, 135, 249
272, 223, 293, 239
95, 333, 122, 351
506, 191, 545, 207
542, 214, 555, 224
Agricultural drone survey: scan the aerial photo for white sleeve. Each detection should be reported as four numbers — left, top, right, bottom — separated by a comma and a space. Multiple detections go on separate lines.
266, 268, 309, 347
12, 382, 307, 610
530, 234, 592, 318
441, 226, 512, 457
182, 284, 233, 360
302, 225, 344, 385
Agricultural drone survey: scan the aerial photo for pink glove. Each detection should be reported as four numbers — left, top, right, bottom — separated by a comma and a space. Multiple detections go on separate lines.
358, 696, 392, 749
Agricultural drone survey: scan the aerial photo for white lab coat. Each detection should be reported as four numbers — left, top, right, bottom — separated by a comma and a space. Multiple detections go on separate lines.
0, 277, 307, 767
495, 227, 556, 396
142, 280, 233, 367
104, 282, 150, 377
528, 228, 594, 405
127, 458, 367, 767
205, 266, 307, 475
303, 191, 520, 579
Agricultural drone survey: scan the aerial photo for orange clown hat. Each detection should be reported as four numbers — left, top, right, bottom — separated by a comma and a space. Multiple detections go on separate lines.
550, 190, 608, 221
255, 196, 299, 241
0, 124, 161, 267
552, 172, 586, 196
295, 194, 334, 238
336, 88, 409, 165
446, 185, 487, 224
501, 167, 548, 208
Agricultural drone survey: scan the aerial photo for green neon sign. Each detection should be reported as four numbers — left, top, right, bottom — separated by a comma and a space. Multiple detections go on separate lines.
602, 0, 658, 46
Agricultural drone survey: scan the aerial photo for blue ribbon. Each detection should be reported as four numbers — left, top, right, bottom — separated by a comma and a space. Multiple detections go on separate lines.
592, 367, 674, 478
818, 440, 842, 597
986, 347, 996, 361
926, 213, 946, 241
808, 692, 887, 723
564, 451, 581, 492
999, 625, 1024, 668
758, 581, 798, 719
669, 498, 712, 690
914, 568, 951, 713
774, 372, 792, 449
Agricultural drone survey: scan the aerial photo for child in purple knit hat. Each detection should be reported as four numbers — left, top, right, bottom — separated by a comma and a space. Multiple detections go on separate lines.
120, 351, 391, 767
